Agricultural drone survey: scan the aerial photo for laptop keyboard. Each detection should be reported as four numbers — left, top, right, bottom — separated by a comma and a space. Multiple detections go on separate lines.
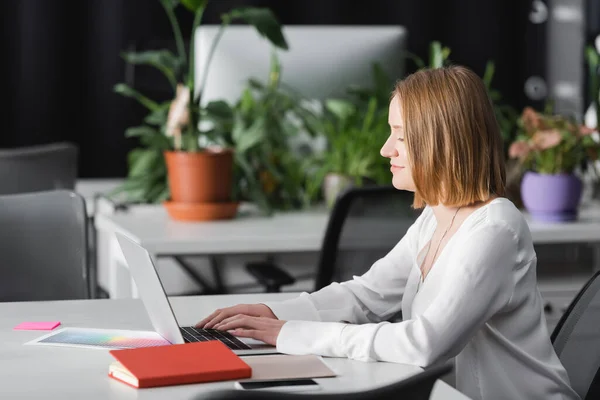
180, 327, 251, 350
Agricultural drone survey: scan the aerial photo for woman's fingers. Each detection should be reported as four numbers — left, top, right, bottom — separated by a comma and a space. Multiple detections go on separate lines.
202, 313, 232, 329
216, 315, 257, 332
196, 304, 269, 329
197, 307, 241, 328
213, 314, 243, 330
195, 309, 222, 328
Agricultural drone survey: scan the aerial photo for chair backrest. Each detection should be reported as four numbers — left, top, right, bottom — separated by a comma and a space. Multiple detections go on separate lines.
196, 361, 452, 400
314, 185, 421, 291
0, 142, 78, 195
0, 190, 90, 301
551, 270, 600, 399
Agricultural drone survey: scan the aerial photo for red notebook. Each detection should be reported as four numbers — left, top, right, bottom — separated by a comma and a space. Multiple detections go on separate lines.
108, 341, 252, 388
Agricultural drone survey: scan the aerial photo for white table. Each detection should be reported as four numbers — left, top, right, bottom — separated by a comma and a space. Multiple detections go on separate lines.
95, 198, 600, 298
0, 293, 469, 399
75, 178, 124, 216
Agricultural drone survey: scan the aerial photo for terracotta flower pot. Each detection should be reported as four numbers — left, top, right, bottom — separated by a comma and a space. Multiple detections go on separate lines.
164, 149, 234, 204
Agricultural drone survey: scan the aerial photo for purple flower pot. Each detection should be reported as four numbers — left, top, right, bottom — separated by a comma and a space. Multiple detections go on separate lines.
521, 171, 583, 222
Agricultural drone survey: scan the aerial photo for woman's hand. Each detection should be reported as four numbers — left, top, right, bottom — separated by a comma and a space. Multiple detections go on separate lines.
195, 303, 277, 329
214, 315, 286, 346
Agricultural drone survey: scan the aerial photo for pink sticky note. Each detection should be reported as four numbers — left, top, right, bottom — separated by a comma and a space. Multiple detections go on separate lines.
13, 321, 61, 331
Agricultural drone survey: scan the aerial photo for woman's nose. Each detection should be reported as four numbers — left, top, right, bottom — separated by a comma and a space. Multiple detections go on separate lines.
380, 136, 398, 158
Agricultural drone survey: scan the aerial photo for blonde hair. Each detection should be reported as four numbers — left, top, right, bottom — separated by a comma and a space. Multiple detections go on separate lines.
393, 65, 506, 209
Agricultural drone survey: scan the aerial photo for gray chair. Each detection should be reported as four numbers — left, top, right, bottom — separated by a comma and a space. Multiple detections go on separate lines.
0, 142, 78, 195
551, 270, 600, 399
247, 185, 420, 293
196, 362, 452, 400
0, 190, 90, 301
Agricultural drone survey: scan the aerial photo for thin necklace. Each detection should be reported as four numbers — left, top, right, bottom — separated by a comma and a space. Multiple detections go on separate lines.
421, 206, 461, 282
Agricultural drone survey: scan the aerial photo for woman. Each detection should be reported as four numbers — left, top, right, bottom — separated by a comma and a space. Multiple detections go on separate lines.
196, 66, 579, 400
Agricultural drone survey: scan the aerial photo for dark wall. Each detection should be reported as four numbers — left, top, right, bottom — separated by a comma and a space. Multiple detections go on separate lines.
0, 0, 533, 178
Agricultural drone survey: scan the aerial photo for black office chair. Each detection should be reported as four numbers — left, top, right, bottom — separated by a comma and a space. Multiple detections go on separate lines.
197, 362, 452, 400
0, 142, 78, 195
551, 270, 600, 399
0, 190, 90, 301
246, 185, 420, 292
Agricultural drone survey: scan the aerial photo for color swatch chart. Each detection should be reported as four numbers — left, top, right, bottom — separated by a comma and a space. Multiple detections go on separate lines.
27, 327, 171, 350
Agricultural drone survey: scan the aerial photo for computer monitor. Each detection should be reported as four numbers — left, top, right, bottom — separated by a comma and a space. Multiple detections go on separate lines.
194, 25, 408, 106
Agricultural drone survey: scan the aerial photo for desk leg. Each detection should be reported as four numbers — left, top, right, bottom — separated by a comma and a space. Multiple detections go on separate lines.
173, 255, 226, 294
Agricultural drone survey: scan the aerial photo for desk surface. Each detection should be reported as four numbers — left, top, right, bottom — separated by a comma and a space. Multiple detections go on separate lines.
95, 198, 600, 255
75, 178, 124, 216
0, 293, 468, 399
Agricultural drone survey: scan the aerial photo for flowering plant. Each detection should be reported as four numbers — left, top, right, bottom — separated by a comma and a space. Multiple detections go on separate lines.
508, 107, 600, 176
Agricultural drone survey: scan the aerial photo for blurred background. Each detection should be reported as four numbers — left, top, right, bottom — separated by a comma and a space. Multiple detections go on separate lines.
0, 0, 563, 179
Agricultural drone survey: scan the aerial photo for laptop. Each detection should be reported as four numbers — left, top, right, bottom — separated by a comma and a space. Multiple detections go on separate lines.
115, 232, 279, 356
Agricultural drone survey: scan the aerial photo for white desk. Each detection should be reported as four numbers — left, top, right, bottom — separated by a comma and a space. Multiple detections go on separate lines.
94, 199, 600, 298
75, 178, 124, 216
0, 293, 469, 399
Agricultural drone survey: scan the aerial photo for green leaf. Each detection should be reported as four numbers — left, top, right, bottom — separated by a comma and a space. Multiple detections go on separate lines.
114, 83, 160, 111
234, 152, 272, 214
402, 50, 425, 70
482, 60, 495, 89
129, 149, 160, 177
180, 0, 208, 12
121, 50, 181, 88
239, 88, 256, 116
361, 97, 378, 133
155, 186, 171, 203
441, 46, 451, 63
125, 126, 159, 138
227, 7, 289, 50
144, 104, 170, 126
325, 99, 355, 122
489, 90, 501, 102
586, 45, 600, 68
248, 78, 265, 90
140, 134, 172, 150
295, 107, 324, 136
108, 175, 148, 197
429, 41, 444, 68
121, 50, 179, 69
205, 100, 234, 121
159, 0, 180, 10
233, 115, 266, 153
145, 180, 169, 203
110, 158, 168, 204
159, 0, 187, 66
127, 148, 145, 169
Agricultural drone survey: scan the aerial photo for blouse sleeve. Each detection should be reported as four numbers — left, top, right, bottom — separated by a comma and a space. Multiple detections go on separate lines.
261, 208, 431, 325
273, 221, 518, 366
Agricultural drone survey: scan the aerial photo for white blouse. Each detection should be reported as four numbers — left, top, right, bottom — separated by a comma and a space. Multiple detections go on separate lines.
262, 197, 580, 400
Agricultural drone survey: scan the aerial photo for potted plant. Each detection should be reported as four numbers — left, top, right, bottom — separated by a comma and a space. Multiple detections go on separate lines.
509, 106, 600, 221
202, 51, 322, 215
112, 0, 288, 221
304, 93, 390, 208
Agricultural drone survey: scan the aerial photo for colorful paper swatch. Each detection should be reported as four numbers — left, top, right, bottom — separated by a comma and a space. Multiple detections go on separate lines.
25, 327, 171, 350
14, 321, 61, 330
